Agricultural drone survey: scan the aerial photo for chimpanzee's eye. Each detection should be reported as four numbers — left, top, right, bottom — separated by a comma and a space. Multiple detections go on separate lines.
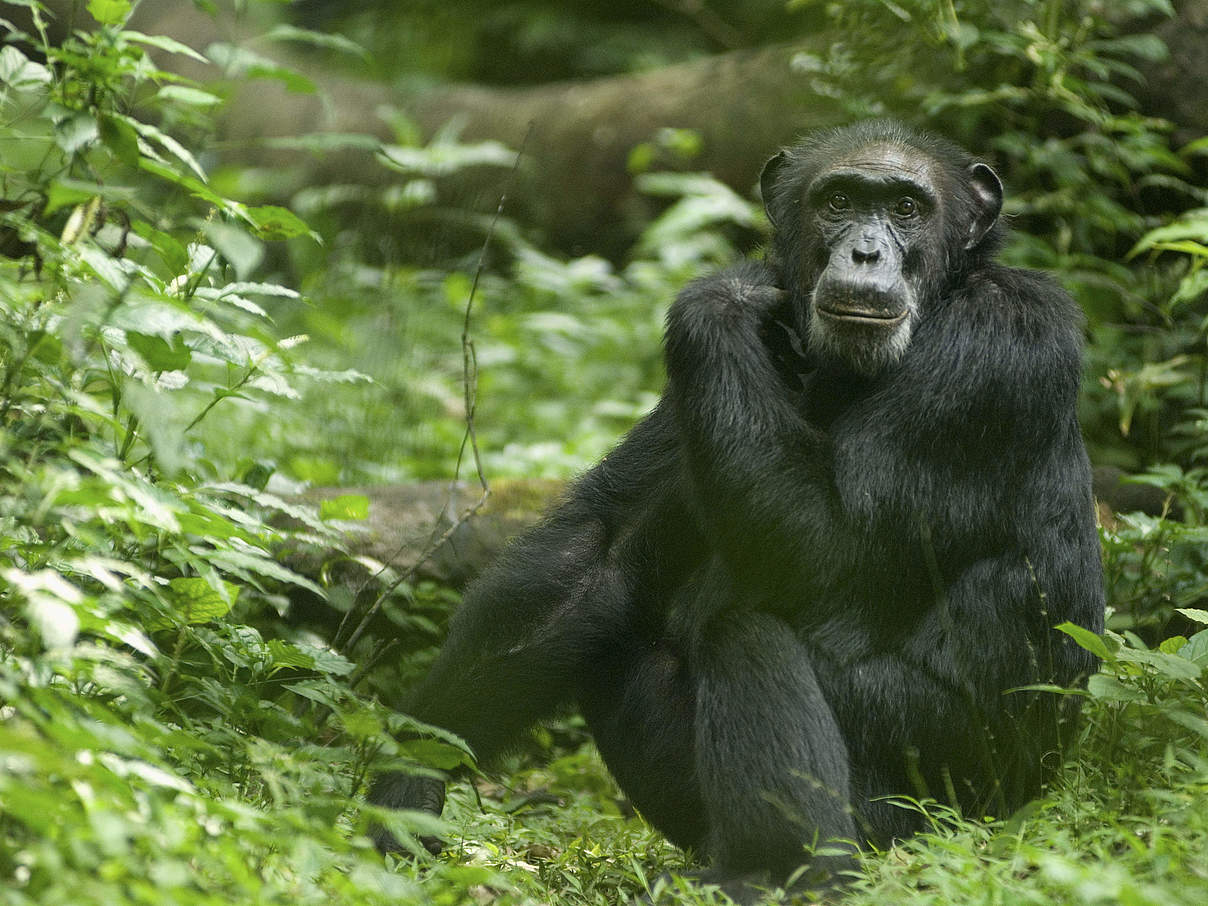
827, 192, 851, 212
893, 196, 918, 218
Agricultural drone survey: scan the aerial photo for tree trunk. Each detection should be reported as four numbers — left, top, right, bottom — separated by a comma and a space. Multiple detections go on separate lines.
26, 1, 1206, 252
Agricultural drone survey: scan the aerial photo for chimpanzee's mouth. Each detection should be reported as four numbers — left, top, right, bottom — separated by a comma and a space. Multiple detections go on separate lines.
817, 306, 908, 325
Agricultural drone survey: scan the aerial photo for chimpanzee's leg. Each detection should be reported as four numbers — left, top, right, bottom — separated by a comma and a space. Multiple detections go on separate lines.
694, 609, 858, 888
580, 632, 707, 853
369, 406, 694, 849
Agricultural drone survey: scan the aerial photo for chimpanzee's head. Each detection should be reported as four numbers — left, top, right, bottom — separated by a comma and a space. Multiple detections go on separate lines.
761, 120, 1004, 375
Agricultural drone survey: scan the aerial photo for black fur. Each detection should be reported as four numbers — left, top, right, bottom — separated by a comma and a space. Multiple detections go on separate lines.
369, 121, 1104, 894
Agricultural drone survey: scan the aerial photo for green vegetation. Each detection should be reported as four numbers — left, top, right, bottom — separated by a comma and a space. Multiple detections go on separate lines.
1, 1, 1206, 904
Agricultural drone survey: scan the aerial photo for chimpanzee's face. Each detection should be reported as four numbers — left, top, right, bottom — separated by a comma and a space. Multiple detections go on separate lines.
762, 131, 1003, 376
802, 143, 940, 375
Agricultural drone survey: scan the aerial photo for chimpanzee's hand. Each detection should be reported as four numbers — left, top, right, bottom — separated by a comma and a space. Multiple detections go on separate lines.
665, 260, 786, 359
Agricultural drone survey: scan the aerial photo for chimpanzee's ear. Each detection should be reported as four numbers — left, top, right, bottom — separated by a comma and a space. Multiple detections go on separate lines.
760, 150, 790, 229
966, 162, 1003, 250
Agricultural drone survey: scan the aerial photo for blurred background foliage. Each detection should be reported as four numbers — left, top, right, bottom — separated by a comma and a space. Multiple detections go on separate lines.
2, 0, 1208, 904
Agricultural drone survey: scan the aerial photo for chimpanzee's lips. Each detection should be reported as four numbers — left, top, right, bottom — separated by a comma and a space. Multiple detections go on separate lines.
817, 305, 908, 325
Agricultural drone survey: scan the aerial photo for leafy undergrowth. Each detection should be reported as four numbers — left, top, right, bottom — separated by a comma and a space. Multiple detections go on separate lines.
4, 620, 1208, 906
419, 645, 1208, 906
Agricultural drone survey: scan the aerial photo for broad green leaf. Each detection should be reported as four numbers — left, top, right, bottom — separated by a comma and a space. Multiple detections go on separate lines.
1055, 621, 1112, 661
56, 113, 99, 155
1159, 636, 1188, 655
139, 158, 228, 210
1178, 629, 1208, 667
268, 640, 354, 676
132, 221, 189, 274
1086, 673, 1145, 702
219, 281, 301, 298
200, 223, 264, 280
266, 640, 316, 670
46, 178, 136, 215
87, 0, 131, 26
0, 45, 52, 87
338, 706, 383, 740
143, 577, 237, 631
205, 42, 316, 93
26, 330, 63, 365
7, 570, 82, 649
320, 494, 370, 521
100, 114, 140, 167
265, 132, 381, 153
126, 331, 192, 372
1116, 646, 1203, 681
283, 680, 339, 708
242, 205, 317, 241
398, 738, 475, 771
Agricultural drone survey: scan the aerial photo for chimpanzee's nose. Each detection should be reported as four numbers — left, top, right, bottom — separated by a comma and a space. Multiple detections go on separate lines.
852, 238, 881, 264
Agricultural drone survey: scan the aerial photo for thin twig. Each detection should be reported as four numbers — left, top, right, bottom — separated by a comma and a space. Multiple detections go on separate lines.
337, 125, 533, 658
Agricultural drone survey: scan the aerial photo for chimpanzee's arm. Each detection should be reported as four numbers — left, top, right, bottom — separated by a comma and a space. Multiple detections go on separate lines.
395, 401, 691, 762
370, 404, 692, 851
663, 260, 849, 585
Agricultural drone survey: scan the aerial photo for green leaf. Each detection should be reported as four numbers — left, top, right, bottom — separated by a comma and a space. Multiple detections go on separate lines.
125, 115, 208, 182
262, 24, 370, 61
242, 205, 317, 241
397, 738, 475, 771
45, 178, 136, 215
266, 639, 317, 670
1178, 629, 1208, 668
139, 157, 227, 209
205, 42, 316, 93
378, 140, 517, 177
268, 640, 354, 676
122, 31, 209, 64
0, 45, 52, 87
1055, 622, 1112, 661
204, 548, 325, 597
1159, 636, 1188, 655
99, 114, 140, 168
199, 223, 264, 280
26, 330, 63, 365
219, 281, 301, 299
1086, 673, 1145, 702
282, 680, 339, 708
126, 331, 192, 372
319, 494, 369, 521
1117, 647, 1203, 681
154, 85, 222, 108
87, 0, 132, 26
144, 577, 237, 631
132, 221, 189, 274
338, 705, 383, 740
56, 113, 99, 155
264, 132, 381, 153
1166, 709, 1208, 740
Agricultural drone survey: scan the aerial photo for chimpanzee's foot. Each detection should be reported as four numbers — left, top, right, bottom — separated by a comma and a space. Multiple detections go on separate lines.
367, 772, 446, 855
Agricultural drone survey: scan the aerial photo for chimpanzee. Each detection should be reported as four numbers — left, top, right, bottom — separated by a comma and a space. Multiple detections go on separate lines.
368, 120, 1105, 898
